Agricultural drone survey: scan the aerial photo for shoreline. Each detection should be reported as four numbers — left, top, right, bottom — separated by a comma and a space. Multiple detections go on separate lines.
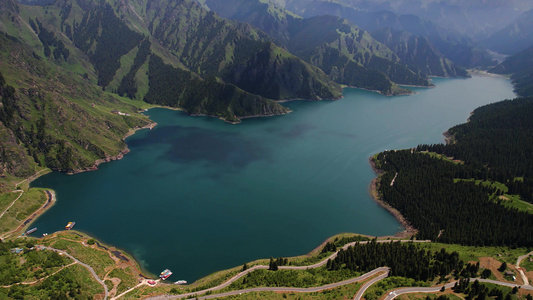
1, 189, 57, 239
8, 104, 418, 289
368, 157, 418, 239
344, 85, 416, 97
67, 121, 157, 175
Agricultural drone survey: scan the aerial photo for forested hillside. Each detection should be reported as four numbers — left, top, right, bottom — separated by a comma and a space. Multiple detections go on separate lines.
144, 55, 289, 122
490, 46, 533, 97
202, 0, 433, 95
371, 28, 468, 78
329, 240, 475, 281
0, 0, 341, 126
271, 0, 495, 68
0, 32, 150, 190
141, 0, 341, 100
373, 97, 533, 247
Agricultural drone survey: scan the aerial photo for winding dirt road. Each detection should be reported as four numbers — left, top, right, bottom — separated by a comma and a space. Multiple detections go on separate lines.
0, 190, 23, 220
516, 250, 533, 286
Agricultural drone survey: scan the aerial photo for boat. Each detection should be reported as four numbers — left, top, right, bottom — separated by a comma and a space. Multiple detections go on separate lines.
65, 222, 76, 230
25, 228, 37, 235
174, 280, 187, 285
159, 269, 172, 280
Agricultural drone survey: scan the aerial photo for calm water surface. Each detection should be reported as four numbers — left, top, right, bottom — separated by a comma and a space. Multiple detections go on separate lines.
30, 75, 515, 281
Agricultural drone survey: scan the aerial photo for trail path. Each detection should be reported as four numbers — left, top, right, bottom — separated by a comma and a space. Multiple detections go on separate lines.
390, 173, 398, 186
44, 246, 109, 300
14, 169, 48, 187
1, 190, 54, 239
0, 190, 23, 220
517, 250, 533, 286
111, 279, 158, 300
1, 262, 76, 288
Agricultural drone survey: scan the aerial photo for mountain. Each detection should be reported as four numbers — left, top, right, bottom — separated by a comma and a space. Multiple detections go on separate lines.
0, 0, 348, 186
0, 32, 151, 190
202, 0, 432, 94
137, 0, 341, 101
286, 15, 431, 91
1, 0, 342, 124
371, 28, 468, 77
490, 45, 533, 97
279, 0, 533, 40
482, 9, 533, 56
273, 0, 495, 68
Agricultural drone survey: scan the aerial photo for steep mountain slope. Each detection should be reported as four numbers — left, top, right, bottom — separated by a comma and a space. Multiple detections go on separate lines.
276, 0, 533, 40
2, 0, 339, 124
201, 0, 299, 45
286, 15, 431, 91
202, 0, 432, 94
274, 0, 494, 68
482, 9, 533, 56
140, 0, 340, 100
490, 45, 533, 97
371, 28, 468, 77
0, 32, 151, 190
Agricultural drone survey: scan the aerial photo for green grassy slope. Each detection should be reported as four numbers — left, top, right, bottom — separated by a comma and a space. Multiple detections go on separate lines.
0, 32, 150, 189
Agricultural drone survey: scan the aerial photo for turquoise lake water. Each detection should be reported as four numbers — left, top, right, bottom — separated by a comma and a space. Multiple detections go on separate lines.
30, 75, 515, 282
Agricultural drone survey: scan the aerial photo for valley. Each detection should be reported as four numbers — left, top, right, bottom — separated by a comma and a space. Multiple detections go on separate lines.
1, 0, 533, 299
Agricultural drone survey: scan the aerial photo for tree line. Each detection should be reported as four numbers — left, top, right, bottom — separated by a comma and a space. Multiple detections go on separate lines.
374, 97, 533, 247
327, 240, 469, 281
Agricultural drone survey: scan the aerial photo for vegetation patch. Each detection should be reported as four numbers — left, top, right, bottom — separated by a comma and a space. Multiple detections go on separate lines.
48, 238, 114, 278
228, 267, 360, 289
0, 188, 47, 235
108, 267, 138, 295
0, 239, 71, 286
364, 276, 427, 300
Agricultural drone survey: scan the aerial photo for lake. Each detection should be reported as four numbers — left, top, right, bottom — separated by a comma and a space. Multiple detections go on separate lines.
30, 75, 515, 281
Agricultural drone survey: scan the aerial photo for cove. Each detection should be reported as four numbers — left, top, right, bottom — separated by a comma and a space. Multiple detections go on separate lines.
30, 75, 515, 282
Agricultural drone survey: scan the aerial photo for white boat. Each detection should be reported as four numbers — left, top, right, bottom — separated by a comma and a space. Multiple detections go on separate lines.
174, 280, 187, 285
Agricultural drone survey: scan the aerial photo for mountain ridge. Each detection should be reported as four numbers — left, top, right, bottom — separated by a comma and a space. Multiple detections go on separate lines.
202, 0, 435, 95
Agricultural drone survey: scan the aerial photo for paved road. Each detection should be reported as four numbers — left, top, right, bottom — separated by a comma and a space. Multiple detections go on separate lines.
151, 267, 390, 300
44, 246, 109, 300
279, 239, 430, 271
384, 278, 533, 300
516, 250, 533, 286
354, 269, 390, 300
146, 240, 430, 300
